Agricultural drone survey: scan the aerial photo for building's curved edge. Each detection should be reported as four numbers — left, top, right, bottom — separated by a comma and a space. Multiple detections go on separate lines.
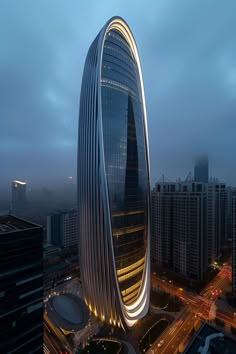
78, 16, 150, 330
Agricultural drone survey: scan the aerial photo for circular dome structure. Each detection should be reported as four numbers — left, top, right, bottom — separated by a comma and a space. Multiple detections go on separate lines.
46, 293, 89, 331
52, 294, 83, 324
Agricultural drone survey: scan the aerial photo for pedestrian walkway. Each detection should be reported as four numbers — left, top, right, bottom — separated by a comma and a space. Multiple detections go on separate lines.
150, 305, 178, 319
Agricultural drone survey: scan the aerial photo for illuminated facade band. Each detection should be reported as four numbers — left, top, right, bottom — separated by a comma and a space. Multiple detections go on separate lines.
78, 16, 150, 328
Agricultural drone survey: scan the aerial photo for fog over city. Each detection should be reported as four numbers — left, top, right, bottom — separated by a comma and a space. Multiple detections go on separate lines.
0, 0, 236, 193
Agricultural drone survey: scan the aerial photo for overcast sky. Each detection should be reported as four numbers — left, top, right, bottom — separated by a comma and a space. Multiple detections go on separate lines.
0, 0, 235, 188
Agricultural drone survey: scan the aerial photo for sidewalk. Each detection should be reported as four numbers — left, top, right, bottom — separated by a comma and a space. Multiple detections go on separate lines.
150, 305, 178, 319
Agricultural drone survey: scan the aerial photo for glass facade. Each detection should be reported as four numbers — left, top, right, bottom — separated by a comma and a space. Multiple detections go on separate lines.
101, 29, 148, 305
78, 17, 150, 329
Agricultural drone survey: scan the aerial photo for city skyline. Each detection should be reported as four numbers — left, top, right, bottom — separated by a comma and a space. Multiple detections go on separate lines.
1, 2, 236, 353
0, 0, 236, 186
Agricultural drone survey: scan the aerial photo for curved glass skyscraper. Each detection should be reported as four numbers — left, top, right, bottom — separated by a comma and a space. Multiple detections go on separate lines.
78, 17, 150, 329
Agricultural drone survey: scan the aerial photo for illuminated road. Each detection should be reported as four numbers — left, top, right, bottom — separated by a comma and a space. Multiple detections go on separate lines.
44, 313, 73, 354
44, 322, 66, 354
148, 262, 233, 353
149, 308, 200, 354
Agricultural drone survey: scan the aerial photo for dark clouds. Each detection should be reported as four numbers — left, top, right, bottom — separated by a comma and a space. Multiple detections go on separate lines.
0, 0, 235, 187
141, 0, 236, 184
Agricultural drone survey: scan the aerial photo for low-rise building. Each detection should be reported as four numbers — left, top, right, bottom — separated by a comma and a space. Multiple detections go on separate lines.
47, 209, 78, 249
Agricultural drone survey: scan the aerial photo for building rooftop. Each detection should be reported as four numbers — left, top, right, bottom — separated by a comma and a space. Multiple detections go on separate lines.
12, 180, 26, 185
184, 323, 236, 354
48, 208, 77, 216
0, 215, 41, 234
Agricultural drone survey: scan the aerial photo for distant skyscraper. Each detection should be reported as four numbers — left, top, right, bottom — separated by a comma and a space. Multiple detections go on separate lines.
232, 196, 236, 296
194, 156, 209, 183
151, 182, 208, 282
78, 17, 150, 328
12, 180, 27, 210
0, 215, 43, 353
47, 209, 78, 249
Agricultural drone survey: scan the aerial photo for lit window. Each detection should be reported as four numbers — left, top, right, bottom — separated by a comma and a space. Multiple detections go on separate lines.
12, 320, 16, 328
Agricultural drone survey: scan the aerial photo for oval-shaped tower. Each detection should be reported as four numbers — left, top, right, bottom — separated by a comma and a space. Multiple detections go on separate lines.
78, 16, 150, 329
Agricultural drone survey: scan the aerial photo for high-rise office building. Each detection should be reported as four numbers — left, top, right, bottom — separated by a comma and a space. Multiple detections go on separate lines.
78, 17, 150, 328
47, 209, 78, 249
232, 196, 236, 296
151, 182, 208, 282
151, 183, 175, 268
12, 180, 27, 210
194, 156, 209, 183
152, 180, 226, 275
207, 182, 226, 263
0, 215, 43, 353
173, 184, 207, 281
